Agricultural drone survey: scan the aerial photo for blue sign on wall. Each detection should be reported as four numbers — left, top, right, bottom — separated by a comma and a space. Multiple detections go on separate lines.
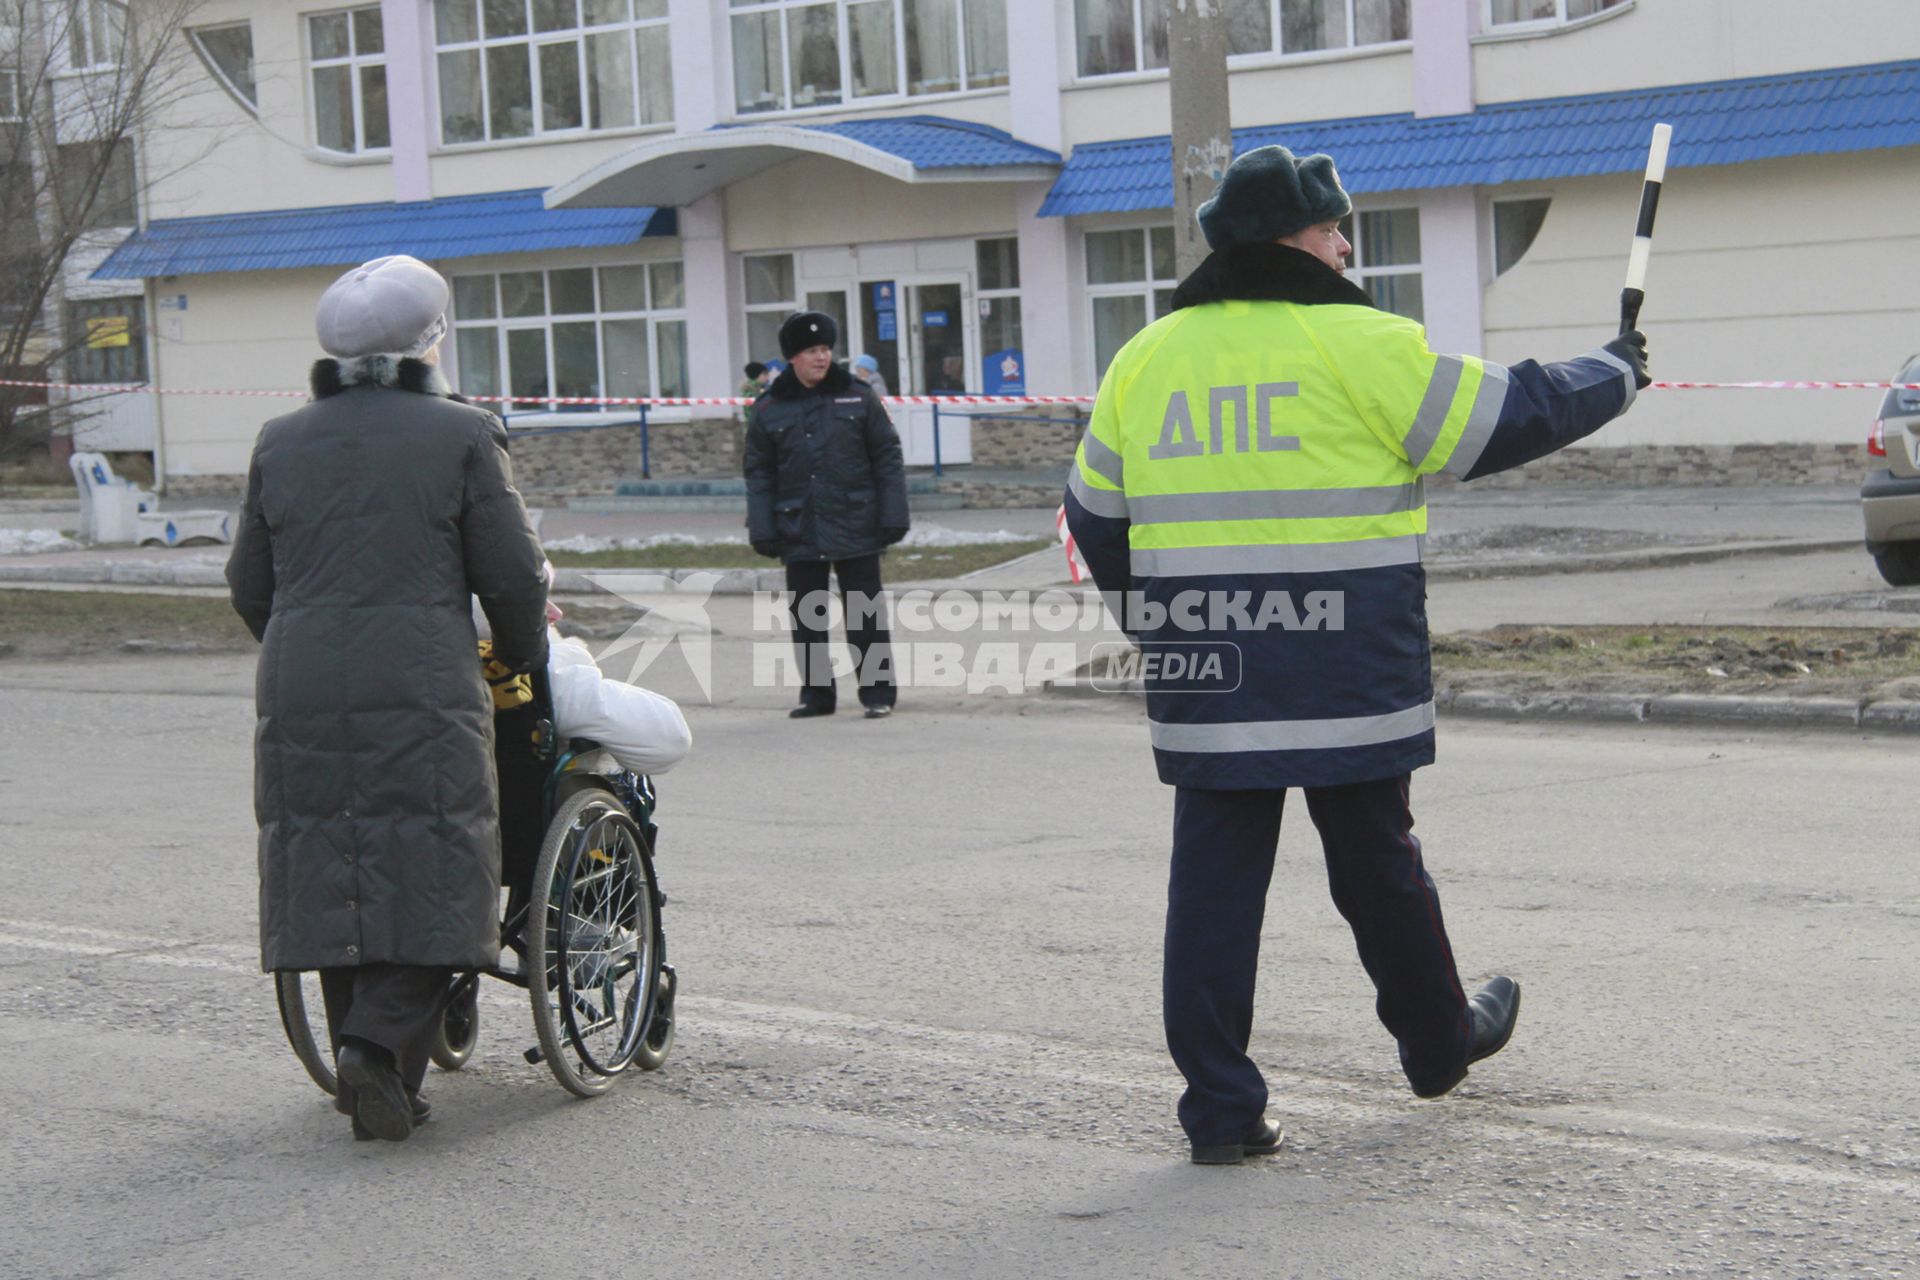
877, 312, 897, 342
871, 282, 896, 312
922, 310, 949, 328
983, 348, 1025, 395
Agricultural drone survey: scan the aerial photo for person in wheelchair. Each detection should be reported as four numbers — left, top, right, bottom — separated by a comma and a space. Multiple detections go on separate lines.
229, 255, 548, 1143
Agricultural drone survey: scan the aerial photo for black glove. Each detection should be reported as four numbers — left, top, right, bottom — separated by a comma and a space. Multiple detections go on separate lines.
1604, 329, 1651, 390
879, 526, 910, 547
751, 540, 783, 559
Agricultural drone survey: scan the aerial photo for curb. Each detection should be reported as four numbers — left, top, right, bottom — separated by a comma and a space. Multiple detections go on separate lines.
1424, 538, 1857, 580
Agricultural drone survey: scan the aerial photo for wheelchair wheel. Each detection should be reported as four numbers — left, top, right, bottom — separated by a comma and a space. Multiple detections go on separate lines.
527, 787, 664, 1098
429, 974, 480, 1071
274, 971, 337, 1097
632, 964, 676, 1072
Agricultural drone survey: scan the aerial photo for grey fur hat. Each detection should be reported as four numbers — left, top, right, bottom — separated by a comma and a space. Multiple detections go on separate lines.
1196, 145, 1353, 251
314, 255, 451, 359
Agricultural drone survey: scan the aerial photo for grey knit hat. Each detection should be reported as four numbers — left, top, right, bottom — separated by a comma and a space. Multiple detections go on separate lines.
315, 255, 451, 358
1196, 145, 1353, 251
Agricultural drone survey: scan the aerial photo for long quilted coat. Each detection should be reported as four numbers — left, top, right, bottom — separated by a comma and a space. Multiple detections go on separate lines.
226, 354, 548, 972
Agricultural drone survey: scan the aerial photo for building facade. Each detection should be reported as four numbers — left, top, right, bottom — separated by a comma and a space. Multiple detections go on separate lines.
92, 0, 1920, 487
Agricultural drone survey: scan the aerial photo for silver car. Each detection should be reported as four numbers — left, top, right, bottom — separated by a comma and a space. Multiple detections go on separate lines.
1862, 354, 1920, 586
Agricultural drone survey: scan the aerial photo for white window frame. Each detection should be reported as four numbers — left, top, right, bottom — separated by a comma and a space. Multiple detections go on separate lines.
729, 0, 1009, 119
188, 22, 259, 116
432, 0, 673, 147
307, 5, 389, 154
974, 235, 1022, 373
1483, 0, 1628, 30
450, 261, 690, 409
1083, 223, 1179, 383
1076, 0, 1408, 80
741, 251, 799, 364
1342, 205, 1423, 321
63, 0, 125, 73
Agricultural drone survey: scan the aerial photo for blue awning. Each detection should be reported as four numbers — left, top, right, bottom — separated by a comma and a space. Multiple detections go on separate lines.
547, 114, 1060, 209
92, 189, 676, 279
1040, 58, 1920, 216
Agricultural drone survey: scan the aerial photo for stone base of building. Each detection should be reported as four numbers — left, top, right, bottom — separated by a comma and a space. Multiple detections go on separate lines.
506, 415, 744, 499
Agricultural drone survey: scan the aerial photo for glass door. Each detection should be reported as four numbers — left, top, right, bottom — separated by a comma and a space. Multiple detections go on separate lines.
907, 281, 967, 394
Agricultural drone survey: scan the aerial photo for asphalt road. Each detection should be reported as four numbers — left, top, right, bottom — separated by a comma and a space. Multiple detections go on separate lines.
1, 653, 1915, 1279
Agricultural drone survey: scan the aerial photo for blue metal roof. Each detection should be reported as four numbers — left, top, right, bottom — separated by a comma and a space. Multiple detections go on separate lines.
1040, 59, 1920, 216
776, 115, 1061, 169
93, 189, 675, 279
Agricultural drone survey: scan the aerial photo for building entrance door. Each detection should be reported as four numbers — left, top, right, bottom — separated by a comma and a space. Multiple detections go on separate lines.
906, 281, 966, 395
857, 277, 973, 466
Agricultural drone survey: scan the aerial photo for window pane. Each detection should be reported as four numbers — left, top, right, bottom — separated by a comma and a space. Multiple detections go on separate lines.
312, 65, 354, 150
195, 25, 258, 105
360, 65, 390, 148
905, 0, 958, 96
1226, 0, 1271, 54
788, 4, 841, 108
484, 0, 529, 38
649, 260, 684, 309
533, 0, 576, 33
1075, 0, 1134, 76
1568, 0, 1622, 16
1365, 274, 1422, 322
743, 254, 794, 305
1149, 225, 1175, 280
1092, 294, 1147, 380
976, 237, 1018, 291
731, 11, 781, 113
456, 327, 499, 399
1153, 287, 1174, 318
1493, 198, 1550, 275
1085, 230, 1146, 284
1141, 0, 1169, 70
486, 43, 533, 137
453, 275, 497, 319
352, 6, 384, 54
68, 298, 147, 383
435, 0, 479, 43
553, 321, 599, 397
805, 291, 848, 356
1282, 0, 1348, 51
632, 0, 665, 18
979, 295, 1021, 361
656, 320, 688, 397
547, 267, 594, 314
586, 30, 635, 129
599, 264, 647, 311
962, 0, 1007, 87
603, 318, 651, 398
310, 12, 349, 60
585, 0, 631, 22
849, 1, 898, 98
507, 328, 550, 405
1490, 0, 1556, 21
635, 23, 671, 123
500, 270, 546, 317
438, 49, 484, 142
1354, 0, 1409, 43
539, 40, 583, 130
1358, 208, 1419, 266
746, 311, 785, 366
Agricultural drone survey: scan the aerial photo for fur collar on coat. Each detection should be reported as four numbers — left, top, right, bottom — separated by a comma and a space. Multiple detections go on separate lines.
309, 353, 454, 401
764, 360, 854, 402
1169, 242, 1378, 312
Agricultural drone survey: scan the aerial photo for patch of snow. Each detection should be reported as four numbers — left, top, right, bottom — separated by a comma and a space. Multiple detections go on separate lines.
0, 528, 80, 555
543, 532, 747, 554
897, 526, 1033, 548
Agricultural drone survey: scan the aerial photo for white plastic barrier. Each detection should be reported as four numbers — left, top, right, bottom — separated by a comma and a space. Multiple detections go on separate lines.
68, 451, 232, 547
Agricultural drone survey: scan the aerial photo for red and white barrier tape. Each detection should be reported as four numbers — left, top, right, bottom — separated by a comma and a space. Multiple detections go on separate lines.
2, 378, 1917, 402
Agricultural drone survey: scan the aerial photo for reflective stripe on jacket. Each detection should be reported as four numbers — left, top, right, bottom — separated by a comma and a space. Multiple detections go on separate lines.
1065, 242, 1636, 789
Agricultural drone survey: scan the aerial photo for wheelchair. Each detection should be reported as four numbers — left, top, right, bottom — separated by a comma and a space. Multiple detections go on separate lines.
275, 662, 678, 1100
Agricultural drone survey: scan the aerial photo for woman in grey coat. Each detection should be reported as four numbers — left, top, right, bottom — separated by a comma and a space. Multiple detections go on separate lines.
226, 255, 547, 1142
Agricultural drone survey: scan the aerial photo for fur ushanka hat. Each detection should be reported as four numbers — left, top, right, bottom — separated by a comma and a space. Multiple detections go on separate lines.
1196, 145, 1353, 251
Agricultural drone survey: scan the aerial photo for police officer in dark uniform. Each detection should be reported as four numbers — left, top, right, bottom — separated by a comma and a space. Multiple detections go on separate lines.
745, 311, 910, 719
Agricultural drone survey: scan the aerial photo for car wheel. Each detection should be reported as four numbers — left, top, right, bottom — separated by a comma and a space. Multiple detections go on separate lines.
1872, 543, 1920, 587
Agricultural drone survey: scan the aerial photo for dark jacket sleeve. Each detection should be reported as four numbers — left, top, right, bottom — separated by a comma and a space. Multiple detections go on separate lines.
225, 450, 275, 642
461, 416, 548, 671
1460, 347, 1638, 481
743, 404, 778, 544
865, 392, 910, 531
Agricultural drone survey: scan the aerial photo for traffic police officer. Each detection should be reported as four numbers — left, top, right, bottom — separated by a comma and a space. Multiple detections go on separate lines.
1063, 145, 1651, 1164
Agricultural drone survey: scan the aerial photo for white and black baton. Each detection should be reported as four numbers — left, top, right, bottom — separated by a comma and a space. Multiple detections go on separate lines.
1620, 122, 1672, 335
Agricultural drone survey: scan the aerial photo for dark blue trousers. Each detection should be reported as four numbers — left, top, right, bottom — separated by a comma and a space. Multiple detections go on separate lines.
1164, 777, 1474, 1145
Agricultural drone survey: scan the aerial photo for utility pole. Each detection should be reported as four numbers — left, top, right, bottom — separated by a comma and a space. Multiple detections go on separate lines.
1167, 0, 1232, 279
